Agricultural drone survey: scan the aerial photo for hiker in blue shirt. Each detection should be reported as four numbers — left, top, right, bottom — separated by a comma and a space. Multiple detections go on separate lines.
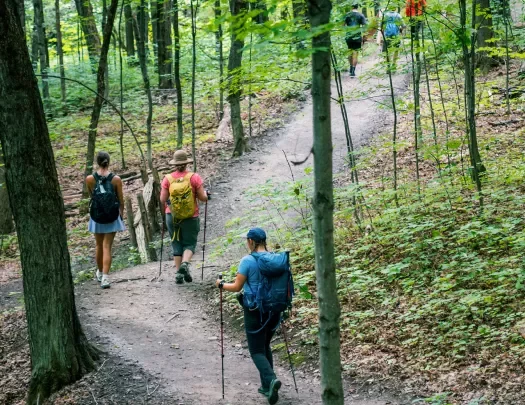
344, 3, 367, 77
381, 6, 405, 71
216, 228, 282, 404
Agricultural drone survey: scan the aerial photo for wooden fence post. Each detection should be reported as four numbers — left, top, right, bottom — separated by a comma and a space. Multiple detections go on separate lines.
125, 197, 138, 248
137, 193, 157, 261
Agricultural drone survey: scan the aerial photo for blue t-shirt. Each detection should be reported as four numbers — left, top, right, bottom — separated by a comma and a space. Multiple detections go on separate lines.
238, 252, 270, 295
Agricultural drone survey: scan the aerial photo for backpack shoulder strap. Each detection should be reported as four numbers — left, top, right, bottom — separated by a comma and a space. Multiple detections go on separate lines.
184, 172, 194, 182
166, 173, 175, 185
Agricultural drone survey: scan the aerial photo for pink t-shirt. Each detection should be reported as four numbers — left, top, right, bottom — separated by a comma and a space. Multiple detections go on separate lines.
161, 171, 204, 217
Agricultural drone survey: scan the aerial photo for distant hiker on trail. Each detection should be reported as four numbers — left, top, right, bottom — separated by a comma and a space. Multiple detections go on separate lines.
160, 150, 209, 284
344, 3, 367, 77
216, 228, 294, 405
382, 6, 405, 70
86, 151, 126, 289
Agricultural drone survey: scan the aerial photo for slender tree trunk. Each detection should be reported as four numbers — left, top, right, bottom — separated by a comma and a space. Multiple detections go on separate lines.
459, 0, 484, 202
139, 0, 149, 52
82, 0, 119, 198
134, 4, 154, 170
118, 0, 127, 169
0, 148, 14, 234
307, 0, 344, 403
215, 0, 224, 121
292, 0, 306, 21
173, 0, 183, 147
31, 21, 38, 69
74, 0, 101, 68
157, 0, 173, 88
102, 0, 110, 98
191, 0, 198, 170
0, 2, 99, 402
150, 0, 158, 62
504, 11, 511, 114
228, 0, 247, 156
476, 0, 494, 72
410, 19, 422, 195
117, 2, 126, 169
55, 0, 66, 102
33, 0, 49, 99
124, 1, 136, 57
253, 0, 269, 23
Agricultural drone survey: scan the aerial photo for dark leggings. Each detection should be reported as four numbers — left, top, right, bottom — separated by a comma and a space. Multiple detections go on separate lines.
244, 308, 281, 389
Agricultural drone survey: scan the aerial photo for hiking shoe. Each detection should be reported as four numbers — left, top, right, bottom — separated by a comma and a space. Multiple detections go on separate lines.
96, 270, 102, 282
180, 262, 192, 283
101, 278, 111, 289
258, 387, 269, 397
175, 272, 184, 284
267, 379, 281, 405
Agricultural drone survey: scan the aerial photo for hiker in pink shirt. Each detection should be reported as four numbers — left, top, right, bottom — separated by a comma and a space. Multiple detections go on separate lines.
160, 150, 209, 284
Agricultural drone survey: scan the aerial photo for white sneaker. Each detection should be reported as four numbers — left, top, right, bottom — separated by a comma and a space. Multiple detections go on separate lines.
96, 270, 102, 282
101, 277, 111, 289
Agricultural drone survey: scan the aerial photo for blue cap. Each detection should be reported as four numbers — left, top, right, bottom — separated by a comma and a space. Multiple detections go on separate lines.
246, 227, 267, 242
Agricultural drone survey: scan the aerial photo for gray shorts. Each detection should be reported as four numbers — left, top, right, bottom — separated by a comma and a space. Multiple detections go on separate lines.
165, 213, 200, 256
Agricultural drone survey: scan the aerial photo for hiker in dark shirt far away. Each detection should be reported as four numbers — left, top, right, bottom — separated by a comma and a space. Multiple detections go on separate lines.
344, 3, 367, 77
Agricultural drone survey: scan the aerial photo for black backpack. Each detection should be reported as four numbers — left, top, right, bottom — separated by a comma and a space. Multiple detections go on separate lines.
89, 173, 120, 224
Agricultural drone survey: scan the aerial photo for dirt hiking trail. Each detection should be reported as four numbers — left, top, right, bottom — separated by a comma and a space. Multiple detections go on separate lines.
78, 52, 409, 405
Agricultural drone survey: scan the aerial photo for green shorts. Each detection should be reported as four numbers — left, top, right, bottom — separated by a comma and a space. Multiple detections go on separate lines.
166, 214, 200, 256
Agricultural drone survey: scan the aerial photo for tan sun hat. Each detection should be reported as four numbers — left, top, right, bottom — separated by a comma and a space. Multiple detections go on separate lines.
169, 150, 193, 165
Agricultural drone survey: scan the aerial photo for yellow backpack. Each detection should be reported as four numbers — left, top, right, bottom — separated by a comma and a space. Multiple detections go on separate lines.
166, 172, 195, 220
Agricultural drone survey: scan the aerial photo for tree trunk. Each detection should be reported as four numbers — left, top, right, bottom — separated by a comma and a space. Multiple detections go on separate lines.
253, 0, 269, 24
292, 0, 306, 21
0, 2, 99, 402
410, 20, 422, 195
157, 0, 173, 88
74, 0, 101, 68
228, 0, 247, 156
124, 1, 136, 57
173, 0, 183, 147
190, 0, 197, 170
133, 6, 154, 170
460, 0, 484, 199
150, 0, 158, 61
82, 0, 120, 198
215, 0, 224, 122
0, 148, 14, 234
55, 0, 66, 102
33, 0, 49, 99
476, 0, 494, 72
139, 0, 149, 52
307, 0, 344, 403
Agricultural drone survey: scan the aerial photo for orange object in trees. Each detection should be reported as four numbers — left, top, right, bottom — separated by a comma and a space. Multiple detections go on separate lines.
405, 0, 426, 17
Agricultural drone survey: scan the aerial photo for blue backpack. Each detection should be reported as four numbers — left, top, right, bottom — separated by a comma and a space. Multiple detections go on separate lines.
384, 12, 401, 37
243, 251, 295, 316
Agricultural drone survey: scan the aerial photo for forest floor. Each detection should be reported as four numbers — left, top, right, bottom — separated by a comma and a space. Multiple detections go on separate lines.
0, 50, 411, 404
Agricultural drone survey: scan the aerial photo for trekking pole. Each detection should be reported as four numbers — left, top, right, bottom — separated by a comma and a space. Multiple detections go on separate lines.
201, 198, 209, 281
157, 224, 165, 280
218, 274, 225, 399
281, 319, 299, 393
